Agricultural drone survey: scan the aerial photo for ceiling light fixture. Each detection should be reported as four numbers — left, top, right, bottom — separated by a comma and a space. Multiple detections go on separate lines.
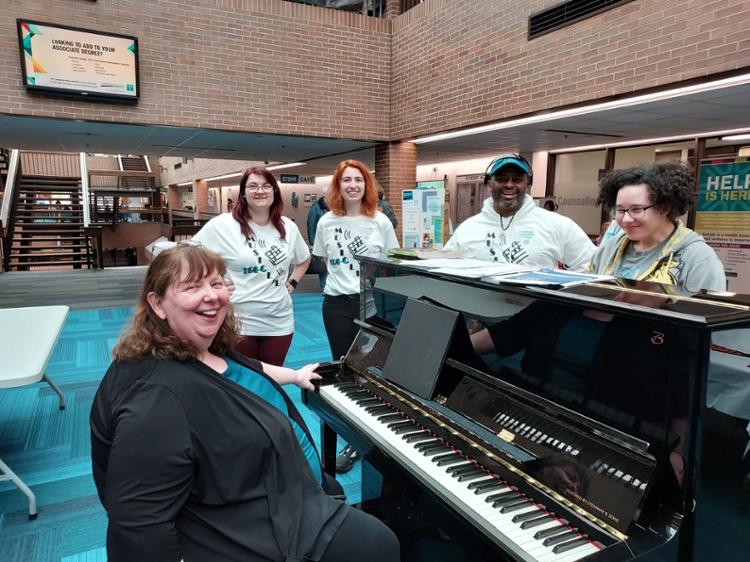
267, 162, 305, 171
203, 172, 243, 182
719, 133, 750, 141
551, 127, 750, 154
175, 181, 192, 187
411, 72, 750, 144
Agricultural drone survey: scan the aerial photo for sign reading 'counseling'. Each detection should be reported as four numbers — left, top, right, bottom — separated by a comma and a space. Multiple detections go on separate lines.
696, 160, 750, 292
17, 19, 139, 101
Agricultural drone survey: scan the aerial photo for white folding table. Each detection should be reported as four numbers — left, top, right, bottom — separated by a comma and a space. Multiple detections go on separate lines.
0, 305, 69, 519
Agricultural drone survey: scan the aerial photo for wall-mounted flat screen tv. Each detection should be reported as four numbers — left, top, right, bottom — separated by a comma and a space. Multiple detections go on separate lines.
17, 19, 139, 102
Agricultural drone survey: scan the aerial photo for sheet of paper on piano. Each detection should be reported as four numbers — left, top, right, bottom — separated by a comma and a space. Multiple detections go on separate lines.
485, 268, 615, 288
402, 257, 503, 269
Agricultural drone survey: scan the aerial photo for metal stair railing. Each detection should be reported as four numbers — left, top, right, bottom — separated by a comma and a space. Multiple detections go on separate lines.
1, 150, 21, 272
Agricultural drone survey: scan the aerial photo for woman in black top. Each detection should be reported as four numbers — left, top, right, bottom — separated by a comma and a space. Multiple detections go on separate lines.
90, 243, 399, 562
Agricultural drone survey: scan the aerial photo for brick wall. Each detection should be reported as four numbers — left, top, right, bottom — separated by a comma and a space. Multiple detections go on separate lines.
2, 0, 391, 140
375, 141, 416, 240
391, 0, 750, 138
4, 0, 749, 145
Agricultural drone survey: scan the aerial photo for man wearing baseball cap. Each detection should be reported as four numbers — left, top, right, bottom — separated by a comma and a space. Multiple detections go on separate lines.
444, 153, 594, 270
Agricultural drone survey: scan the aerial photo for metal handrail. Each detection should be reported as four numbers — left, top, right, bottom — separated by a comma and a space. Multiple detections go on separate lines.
80, 152, 91, 227
0, 149, 20, 232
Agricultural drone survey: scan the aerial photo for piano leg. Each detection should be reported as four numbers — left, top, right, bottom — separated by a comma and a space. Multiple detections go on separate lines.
322, 422, 338, 477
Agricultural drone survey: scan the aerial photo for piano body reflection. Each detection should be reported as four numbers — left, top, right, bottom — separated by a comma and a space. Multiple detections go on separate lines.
303, 257, 750, 562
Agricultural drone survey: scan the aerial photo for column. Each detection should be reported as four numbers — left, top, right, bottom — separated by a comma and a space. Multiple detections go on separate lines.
194, 179, 208, 219
384, 0, 402, 18
375, 141, 417, 242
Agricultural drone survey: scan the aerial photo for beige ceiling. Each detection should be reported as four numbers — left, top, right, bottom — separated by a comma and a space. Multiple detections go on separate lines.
1, 80, 750, 177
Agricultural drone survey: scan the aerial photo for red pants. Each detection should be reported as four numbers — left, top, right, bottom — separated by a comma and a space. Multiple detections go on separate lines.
234, 333, 294, 366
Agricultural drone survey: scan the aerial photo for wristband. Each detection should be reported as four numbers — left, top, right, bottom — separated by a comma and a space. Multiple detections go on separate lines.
288, 278, 298, 289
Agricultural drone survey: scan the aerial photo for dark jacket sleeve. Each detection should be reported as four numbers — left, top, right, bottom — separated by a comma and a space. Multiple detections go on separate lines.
307, 201, 323, 244
100, 380, 194, 561
379, 200, 398, 228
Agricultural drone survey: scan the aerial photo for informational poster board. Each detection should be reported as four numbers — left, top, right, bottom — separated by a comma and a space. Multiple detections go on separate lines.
402, 181, 446, 249
17, 20, 139, 101
696, 160, 750, 292
455, 173, 486, 225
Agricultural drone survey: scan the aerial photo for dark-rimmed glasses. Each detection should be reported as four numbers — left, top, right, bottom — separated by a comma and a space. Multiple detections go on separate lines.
614, 205, 653, 219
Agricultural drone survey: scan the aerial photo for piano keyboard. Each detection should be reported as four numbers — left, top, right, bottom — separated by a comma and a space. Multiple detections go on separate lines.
319, 381, 605, 562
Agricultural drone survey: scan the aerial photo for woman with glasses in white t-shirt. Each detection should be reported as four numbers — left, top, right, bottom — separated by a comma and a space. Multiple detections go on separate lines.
193, 166, 310, 365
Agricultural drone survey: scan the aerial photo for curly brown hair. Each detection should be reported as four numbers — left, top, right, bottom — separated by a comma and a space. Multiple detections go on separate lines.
113, 243, 239, 362
597, 160, 695, 220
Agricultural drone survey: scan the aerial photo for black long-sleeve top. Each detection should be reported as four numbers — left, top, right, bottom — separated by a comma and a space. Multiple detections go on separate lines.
90, 350, 349, 562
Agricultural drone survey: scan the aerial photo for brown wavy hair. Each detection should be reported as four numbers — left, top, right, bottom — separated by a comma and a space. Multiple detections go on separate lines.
113, 243, 239, 362
326, 159, 378, 218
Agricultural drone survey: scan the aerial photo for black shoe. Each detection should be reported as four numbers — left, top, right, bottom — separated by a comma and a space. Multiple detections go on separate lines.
335, 444, 360, 473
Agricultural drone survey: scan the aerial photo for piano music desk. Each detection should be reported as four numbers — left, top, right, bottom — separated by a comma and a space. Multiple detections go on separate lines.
0, 305, 69, 519
373, 275, 526, 323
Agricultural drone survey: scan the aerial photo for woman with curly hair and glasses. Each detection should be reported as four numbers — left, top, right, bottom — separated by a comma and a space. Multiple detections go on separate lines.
90, 243, 400, 562
192, 165, 310, 365
591, 161, 725, 293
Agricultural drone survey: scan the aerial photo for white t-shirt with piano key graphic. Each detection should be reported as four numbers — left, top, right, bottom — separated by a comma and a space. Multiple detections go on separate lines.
313, 211, 399, 297
192, 213, 310, 336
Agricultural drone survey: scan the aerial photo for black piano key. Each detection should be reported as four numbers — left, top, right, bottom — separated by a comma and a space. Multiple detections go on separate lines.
334, 382, 361, 391
543, 530, 580, 547
356, 397, 381, 406
513, 510, 547, 523
500, 500, 533, 514
553, 537, 589, 554
492, 496, 527, 509
387, 420, 413, 430
457, 471, 489, 483
343, 390, 371, 399
534, 525, 569, 540
433, 453, 464, 466
418, 441, 448, 454
468, 474, 505, 490
393, 424, 420, 435
520, 514, 555, 529
404, 431, 431, 443
364, 404, 391, 414
446, 464, 478, 476
484, 490, 517, 503
378, 413, 404, 423
414, 439, 441, 451
469, 479, 506, 492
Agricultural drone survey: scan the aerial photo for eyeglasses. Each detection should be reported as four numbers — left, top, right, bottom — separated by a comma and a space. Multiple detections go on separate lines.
614, 205, 653, 219
246, 183, 274, 192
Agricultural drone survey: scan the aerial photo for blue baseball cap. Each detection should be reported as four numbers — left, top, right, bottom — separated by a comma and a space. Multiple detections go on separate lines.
484, 154, 533, 185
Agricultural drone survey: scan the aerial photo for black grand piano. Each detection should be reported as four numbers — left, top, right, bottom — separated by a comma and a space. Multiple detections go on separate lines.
304, 256, 750, 562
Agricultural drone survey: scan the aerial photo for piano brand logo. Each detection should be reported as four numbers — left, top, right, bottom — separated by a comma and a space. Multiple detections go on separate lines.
571, 494, 620, 524
650, 331, 665, 345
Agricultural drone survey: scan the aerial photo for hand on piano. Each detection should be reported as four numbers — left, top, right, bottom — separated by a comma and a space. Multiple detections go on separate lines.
293, 363, 322, 391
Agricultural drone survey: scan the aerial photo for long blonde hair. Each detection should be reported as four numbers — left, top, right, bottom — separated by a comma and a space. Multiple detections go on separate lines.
113, 243, 239, 362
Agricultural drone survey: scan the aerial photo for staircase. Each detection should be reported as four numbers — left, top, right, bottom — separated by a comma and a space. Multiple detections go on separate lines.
120, 156, 152, 189
7, 175, 91, 270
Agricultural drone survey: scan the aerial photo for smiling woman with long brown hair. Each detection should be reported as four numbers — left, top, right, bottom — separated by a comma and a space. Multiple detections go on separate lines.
90, 243, 400, 562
